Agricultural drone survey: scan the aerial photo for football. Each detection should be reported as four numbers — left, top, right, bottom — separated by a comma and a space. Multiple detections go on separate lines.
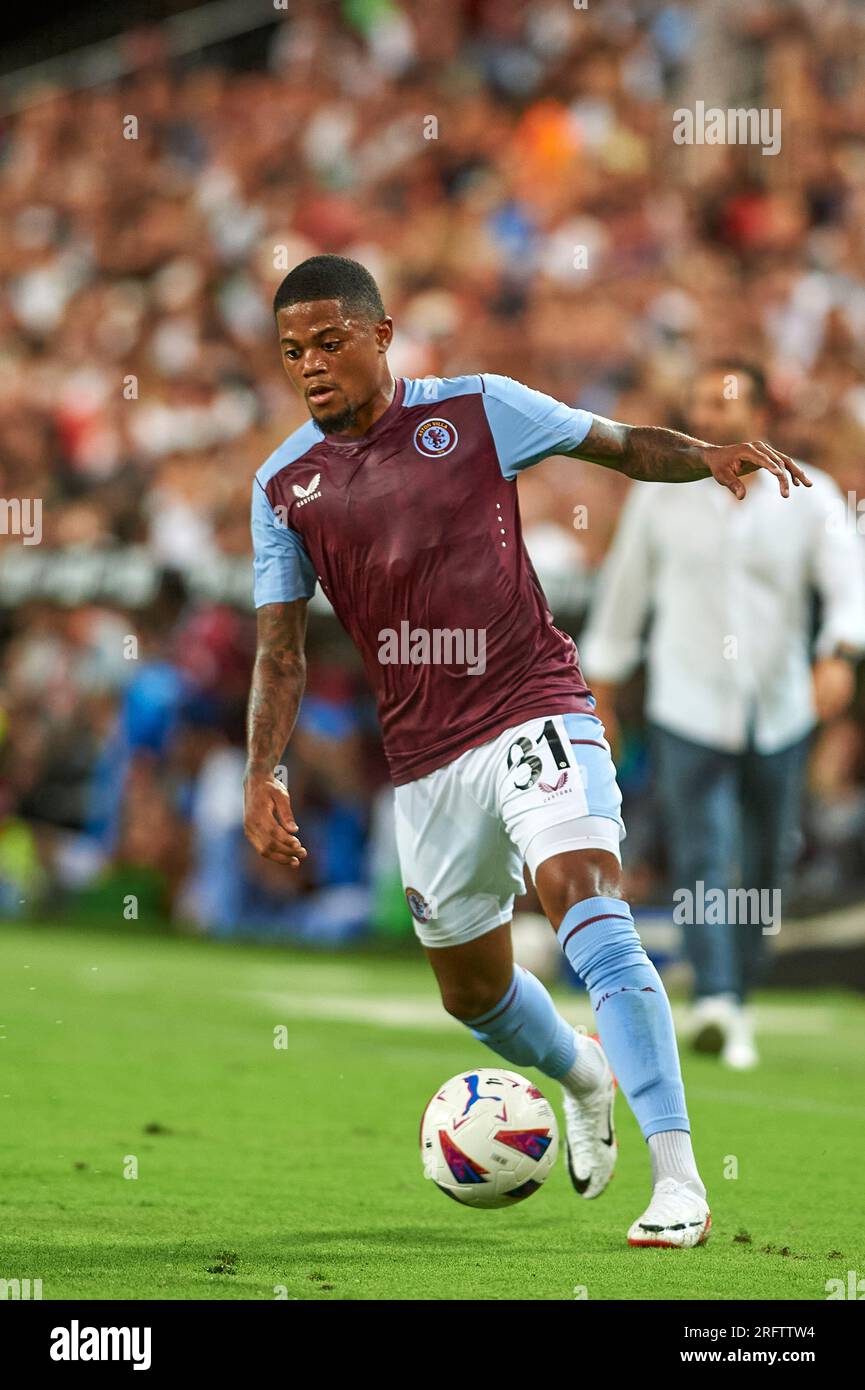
420, 1068, 559, 1208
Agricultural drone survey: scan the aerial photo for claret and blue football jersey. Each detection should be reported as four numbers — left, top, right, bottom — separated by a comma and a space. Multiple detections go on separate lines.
251, 374, 596, 784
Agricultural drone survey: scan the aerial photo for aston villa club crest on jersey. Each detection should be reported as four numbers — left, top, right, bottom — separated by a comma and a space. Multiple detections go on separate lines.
413, 418, 459, 457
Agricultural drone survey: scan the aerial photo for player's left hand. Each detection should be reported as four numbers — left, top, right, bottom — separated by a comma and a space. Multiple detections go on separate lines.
812, 656, 856, 723
701, 441, 812, 500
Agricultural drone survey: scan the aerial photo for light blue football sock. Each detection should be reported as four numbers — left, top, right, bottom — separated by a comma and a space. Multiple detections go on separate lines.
464, 965, 577, 1080
557, 896, 690, 1140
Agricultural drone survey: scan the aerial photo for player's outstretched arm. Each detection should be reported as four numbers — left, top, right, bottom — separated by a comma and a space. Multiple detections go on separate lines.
572, 416, 812, 499
243, 598, 309, 868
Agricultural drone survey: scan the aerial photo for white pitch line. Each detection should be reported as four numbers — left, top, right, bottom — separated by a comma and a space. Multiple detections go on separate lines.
249, 990, 459, 1031
244, 990, 835, 1037
685, 1086, 865, 1122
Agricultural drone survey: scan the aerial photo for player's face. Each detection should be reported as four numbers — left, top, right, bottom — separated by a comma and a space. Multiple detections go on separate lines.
276, 298, 392, 435
687, 370, 765, 445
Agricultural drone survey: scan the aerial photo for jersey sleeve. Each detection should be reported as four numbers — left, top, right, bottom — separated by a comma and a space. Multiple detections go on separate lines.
479, 373, 594, 479
251, 479, 317, 607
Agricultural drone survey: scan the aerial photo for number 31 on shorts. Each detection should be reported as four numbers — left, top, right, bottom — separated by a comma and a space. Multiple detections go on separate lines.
506, 719, 571, 791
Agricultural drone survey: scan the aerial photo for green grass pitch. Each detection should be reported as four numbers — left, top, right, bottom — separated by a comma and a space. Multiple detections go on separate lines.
1, 921, 862, 1301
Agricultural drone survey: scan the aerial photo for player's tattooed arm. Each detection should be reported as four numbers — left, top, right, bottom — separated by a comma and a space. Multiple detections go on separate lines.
573, 416, 811, 499
243, 599, 309, 867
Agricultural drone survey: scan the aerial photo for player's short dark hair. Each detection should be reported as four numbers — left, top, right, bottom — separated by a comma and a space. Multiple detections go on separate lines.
273, 255, 385, 322
703, 358, 768, 409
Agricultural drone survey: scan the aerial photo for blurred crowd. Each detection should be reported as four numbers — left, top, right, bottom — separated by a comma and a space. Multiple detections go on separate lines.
2, 0, 865, 938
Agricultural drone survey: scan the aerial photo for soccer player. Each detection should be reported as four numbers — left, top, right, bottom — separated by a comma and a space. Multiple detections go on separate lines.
244, 255, 810, 1247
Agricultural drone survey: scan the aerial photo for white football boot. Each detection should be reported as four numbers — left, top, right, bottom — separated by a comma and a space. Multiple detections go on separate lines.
688, 993, 738, 1055
627, 1177, 712, 1248
561, 1032, 618, 1200
721, 1004, 759, 1070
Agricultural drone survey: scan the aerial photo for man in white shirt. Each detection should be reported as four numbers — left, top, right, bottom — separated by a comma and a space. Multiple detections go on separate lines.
581, 361, 865, 1067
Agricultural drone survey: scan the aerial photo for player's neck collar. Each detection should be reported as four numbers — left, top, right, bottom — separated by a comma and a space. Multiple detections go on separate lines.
315, 377, 405, 448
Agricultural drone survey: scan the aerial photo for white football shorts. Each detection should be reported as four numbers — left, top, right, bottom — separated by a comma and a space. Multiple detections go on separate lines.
394, 711, 626, 948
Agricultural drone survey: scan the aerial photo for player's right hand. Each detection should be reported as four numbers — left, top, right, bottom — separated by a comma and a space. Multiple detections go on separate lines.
701, 440, 811, 499
242, 773, 308, 868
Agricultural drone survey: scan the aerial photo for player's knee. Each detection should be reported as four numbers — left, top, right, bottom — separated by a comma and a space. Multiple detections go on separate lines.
535, 847, 624, 927
440, 980, 508, 1024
